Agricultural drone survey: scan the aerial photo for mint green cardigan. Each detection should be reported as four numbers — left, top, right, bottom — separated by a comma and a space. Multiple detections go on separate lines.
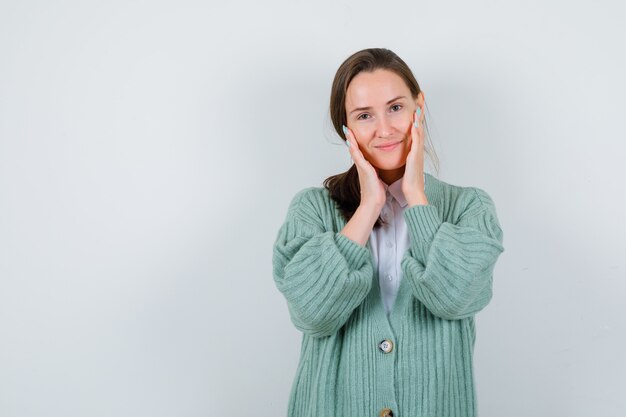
272, 172, 505, 417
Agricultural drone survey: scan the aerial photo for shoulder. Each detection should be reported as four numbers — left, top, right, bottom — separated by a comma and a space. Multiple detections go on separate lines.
426, 173, 499, 218
286, 186, 330, 211
284, 186, 335, 227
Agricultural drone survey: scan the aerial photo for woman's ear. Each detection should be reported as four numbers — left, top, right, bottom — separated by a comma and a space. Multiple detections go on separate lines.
415, 91, 425, 111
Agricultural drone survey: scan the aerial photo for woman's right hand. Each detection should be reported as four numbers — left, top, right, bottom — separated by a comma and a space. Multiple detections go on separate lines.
344, 126, 386, 213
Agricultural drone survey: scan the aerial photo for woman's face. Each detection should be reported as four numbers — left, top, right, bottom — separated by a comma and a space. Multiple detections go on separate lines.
345, 69, 424, 176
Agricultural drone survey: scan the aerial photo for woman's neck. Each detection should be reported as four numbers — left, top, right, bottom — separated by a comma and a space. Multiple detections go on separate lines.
378, 165, 406, 185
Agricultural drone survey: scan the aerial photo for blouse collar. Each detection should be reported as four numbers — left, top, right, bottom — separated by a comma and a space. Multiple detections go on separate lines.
382, 176, 408, 208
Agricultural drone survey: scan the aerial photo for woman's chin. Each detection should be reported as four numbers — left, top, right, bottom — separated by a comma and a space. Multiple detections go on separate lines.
370, 155, 407, 171
371, 161, 406, 172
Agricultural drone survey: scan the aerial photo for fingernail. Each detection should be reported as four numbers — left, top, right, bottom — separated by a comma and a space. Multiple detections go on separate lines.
416, 107, 421, 117
342, 125, 351, 147
414, 119, 419, 129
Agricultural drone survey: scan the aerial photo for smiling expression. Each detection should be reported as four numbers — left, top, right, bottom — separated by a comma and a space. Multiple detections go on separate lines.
345, 69, 424, 183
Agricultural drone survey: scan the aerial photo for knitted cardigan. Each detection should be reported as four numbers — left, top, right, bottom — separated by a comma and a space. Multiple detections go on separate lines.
272, 172, 505, 417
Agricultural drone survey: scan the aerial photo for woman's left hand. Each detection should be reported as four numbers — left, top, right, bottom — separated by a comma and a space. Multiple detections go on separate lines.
402, 107, 429, 206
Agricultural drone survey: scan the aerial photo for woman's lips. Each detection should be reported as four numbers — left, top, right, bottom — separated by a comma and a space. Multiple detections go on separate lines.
375, 141, 402, 151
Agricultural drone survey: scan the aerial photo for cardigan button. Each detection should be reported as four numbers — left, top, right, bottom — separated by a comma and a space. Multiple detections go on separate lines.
379, 339, 394, 353
379, 408, 394, 417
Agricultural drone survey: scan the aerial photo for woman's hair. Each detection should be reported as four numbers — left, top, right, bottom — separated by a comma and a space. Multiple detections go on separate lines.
323, 47, 440, 229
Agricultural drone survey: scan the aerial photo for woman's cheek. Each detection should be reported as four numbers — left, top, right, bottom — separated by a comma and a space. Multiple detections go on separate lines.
404, 118, 413, 134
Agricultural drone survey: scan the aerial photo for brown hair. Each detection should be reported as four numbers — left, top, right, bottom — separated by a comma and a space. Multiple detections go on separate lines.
323, 48, 440, 228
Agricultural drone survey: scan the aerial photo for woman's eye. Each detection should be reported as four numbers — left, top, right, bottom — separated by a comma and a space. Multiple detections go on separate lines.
357, 113, 370, 120
391, 104, 402, 111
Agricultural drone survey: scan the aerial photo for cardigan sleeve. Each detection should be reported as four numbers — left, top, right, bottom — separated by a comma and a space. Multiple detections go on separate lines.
400, 187, 505, 320
272, 188, 374, 337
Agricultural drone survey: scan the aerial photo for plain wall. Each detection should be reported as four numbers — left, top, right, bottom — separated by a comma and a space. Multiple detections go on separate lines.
1, 0, 625, 416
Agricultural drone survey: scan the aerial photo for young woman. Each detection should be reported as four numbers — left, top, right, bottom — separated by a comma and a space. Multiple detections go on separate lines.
272, 48, 505, 417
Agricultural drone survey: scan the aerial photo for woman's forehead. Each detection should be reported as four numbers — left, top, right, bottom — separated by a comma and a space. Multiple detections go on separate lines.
346, 70, 410, 108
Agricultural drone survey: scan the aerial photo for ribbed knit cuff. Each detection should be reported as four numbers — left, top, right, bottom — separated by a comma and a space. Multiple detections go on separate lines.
403, 204, 442, 245
335, 232, 371, 267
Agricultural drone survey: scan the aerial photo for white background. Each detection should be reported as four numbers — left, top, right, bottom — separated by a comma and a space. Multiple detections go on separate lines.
1, 1, 625, 416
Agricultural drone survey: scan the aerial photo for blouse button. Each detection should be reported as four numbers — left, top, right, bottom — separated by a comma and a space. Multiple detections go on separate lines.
379, 339, 394, 353
379, 407, 394, 417
386, 273, 392, 281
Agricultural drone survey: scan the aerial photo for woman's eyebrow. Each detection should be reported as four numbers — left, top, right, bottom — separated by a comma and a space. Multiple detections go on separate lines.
349, 95, 406, 114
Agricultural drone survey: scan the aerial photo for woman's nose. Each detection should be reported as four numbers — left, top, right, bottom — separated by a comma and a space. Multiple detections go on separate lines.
376, 115, 393, 137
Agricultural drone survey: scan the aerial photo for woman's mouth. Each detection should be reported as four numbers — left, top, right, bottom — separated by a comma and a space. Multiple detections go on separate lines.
375, 140, 402, 151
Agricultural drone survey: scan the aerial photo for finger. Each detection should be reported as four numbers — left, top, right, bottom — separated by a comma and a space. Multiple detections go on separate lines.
345, 130, 360, 167
409, 114, 419, 155
346, 128, 368, 168
412, 110, 423, 150
413, 112, 422, 137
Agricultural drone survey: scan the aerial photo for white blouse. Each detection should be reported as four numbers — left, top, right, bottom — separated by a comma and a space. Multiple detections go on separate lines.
368, 174, 425, 314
